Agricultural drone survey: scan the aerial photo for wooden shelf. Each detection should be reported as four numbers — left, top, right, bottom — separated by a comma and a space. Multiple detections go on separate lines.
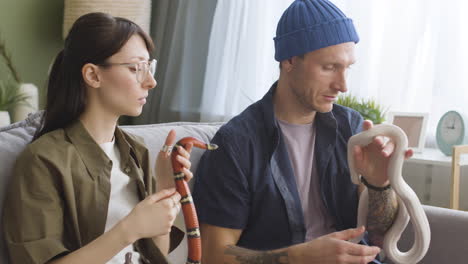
451, 145, 468, 210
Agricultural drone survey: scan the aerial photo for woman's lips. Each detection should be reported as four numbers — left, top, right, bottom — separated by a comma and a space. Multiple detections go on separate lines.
138, 97, 147, 104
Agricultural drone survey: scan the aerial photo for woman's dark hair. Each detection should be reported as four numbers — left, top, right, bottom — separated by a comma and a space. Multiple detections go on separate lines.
34, 12, 154, 139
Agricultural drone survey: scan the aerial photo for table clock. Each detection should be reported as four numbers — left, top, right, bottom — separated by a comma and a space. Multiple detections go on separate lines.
436, 110, 468, 156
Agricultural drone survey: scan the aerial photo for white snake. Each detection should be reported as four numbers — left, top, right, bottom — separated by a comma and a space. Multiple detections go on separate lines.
347, 124, 431, 264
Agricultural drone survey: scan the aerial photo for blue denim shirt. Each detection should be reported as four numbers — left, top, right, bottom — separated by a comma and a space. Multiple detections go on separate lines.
193, 83, 382, 263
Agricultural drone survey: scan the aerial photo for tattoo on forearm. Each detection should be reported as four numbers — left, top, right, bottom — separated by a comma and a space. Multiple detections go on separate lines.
224, 245, 289, 264
367, 188, 399, 247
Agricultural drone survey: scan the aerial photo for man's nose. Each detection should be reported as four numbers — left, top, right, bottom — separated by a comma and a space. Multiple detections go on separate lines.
332, 71, 347, 92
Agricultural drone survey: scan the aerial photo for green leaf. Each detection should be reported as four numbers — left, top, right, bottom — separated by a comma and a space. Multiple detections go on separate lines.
336, 94, 387, 124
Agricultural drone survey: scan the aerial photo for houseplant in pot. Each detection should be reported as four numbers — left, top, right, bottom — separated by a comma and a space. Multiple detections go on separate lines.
337, 94, 387, 124
0, 79, 28, 126
0, 36, 31, 126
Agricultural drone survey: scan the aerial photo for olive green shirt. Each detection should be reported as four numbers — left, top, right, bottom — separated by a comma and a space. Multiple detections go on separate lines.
3, 120, 183, 264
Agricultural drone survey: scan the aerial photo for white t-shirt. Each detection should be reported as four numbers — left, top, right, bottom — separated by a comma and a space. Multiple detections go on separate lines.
99, 140, 141, 263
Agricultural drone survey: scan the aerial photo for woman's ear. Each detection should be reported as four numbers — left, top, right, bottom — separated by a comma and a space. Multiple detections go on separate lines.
82, 63, 101, 88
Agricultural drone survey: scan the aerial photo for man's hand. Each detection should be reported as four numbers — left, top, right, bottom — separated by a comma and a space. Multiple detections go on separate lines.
352, 120, 413, 187
202, 224, 380, 264
289, 227, 380, 264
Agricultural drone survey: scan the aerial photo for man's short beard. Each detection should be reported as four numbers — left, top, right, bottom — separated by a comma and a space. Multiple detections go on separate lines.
292, 85, 317, 113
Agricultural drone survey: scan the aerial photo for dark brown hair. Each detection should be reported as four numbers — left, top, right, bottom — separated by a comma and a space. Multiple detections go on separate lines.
35, 12, 154, 139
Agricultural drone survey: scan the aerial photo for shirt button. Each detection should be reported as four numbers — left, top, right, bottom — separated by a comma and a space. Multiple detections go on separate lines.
124, 167, 131, 173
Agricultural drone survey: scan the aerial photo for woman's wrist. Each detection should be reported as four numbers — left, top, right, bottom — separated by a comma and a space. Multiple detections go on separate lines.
156, 181, 175, 192
115, 217, 138, 245
152, 234, 171, 256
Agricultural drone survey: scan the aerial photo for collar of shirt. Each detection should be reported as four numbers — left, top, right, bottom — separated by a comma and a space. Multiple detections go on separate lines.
64, 120, 144, 182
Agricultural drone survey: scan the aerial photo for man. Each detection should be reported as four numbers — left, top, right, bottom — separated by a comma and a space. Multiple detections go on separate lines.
193, 0, 412, 263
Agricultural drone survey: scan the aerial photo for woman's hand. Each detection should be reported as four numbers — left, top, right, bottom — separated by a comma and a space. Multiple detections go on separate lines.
352, 120, 413, 187
120, 188, 181, 243
155, 130, 193, 191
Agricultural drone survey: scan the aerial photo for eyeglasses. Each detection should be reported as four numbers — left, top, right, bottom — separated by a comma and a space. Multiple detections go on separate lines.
99, 59, 157, 83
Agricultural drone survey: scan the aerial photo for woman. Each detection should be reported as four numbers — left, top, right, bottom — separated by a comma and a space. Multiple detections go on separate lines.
3, 12, 192, 264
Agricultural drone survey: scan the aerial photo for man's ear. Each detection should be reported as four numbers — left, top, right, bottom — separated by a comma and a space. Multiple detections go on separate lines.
82, 63, 101, 89
281, 58, 294, 73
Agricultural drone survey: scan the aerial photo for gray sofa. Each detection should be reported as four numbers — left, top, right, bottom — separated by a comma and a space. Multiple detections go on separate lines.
1, 112, 467, 264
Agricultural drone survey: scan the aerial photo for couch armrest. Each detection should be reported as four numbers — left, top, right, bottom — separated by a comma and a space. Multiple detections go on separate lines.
391, 205, 468, 264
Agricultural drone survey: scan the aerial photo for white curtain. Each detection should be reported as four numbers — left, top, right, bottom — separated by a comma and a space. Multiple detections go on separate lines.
200, 0, 294, 122
200, 0, 468, 145
335, 0, 468, 144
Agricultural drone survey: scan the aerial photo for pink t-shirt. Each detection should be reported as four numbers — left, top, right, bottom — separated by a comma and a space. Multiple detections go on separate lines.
277, 119, 336, 241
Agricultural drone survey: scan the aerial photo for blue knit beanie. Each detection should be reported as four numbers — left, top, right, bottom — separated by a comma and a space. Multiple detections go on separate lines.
274, 0, 359, 61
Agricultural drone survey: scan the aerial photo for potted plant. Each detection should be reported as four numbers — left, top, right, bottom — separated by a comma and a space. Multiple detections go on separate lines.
0, 35, 32, 126
0, 79, 28, 126
336, 94, 387, 124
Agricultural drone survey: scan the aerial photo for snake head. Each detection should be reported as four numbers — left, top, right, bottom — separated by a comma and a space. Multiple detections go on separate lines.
207, 143, 218, 150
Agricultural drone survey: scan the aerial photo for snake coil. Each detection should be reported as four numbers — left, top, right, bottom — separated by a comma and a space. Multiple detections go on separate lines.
171, 137, 218, 264
347, 124, 430, 264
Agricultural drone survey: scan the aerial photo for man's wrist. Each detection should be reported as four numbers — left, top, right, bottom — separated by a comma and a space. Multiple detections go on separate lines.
361, 176, 391, 191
